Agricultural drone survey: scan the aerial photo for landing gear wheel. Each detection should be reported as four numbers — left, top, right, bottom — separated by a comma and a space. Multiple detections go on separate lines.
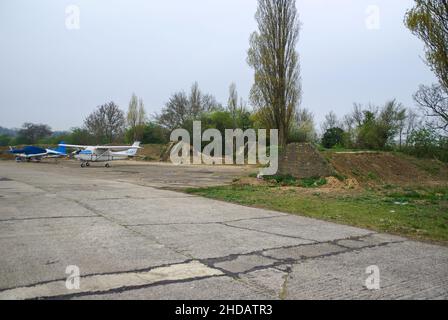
81, 163, 86, 168
105, 163, 110, 168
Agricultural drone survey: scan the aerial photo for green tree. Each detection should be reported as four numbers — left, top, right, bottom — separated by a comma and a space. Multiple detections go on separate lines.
414, 83, 448, 133
357, 111, 380, 149
289, 108, 316, 143
354, 100, 406, 150
136, 98, 146, 140
85, 102, 125, 143
17, 123, 52, 144
247, 0, 302, 147
204, 111, 234, 134
0, 135, 11, 146
322, 127, 345, 149
132, 122, 170, 144
127, 93, 139, 139
127, 94, 147, 141
405, 0, 448, 92
157, 83, 221, 130
405, 127, 448, 162
67, 127, 95, 145
321, 111, 340, 134
378, 100, 406, 147
227, 83, 239, 129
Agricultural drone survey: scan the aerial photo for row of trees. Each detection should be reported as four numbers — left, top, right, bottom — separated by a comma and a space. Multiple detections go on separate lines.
316, 0, 448, 161
69, 96, 168, 145
0, 96, 168, 146
318, 100, 448, 161
0, 123, 53, 146
155, 82, 254, 136
320, 101, 408, 150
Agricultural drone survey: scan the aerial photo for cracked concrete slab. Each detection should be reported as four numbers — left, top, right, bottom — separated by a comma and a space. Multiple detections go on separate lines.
225, 215, 372, 242
131, 223, 312, 260
72, 276, 271, 300
263, 243, 347, 261
336, 234, 405, 249
283, 241, 448, 300
0, 180, 44, 198
0, 217, 186, 289
84, 197, 286, 226
0, 261, 223, 300
213, 254, 277, 274
358, 233, 407, 245
55, 182, 196, 202
239, 268, 289, 299
0, 161, 447, 300
0, 196, 97, 221
337, 239, 371, 249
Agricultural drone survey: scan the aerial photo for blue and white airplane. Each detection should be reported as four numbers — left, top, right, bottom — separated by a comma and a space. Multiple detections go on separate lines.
59, 141, 142, 167
9, 144, 67, 162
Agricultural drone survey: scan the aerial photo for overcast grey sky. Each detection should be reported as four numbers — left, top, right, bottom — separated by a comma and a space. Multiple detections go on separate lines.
0, 0, 438, 131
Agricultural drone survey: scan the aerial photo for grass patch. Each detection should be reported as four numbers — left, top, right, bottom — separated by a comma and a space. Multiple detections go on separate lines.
367, 172, 379, 180
248, 172, 258, 178
333, 173, 347, 182
259, 174, 328, 188
299, 177, 327, 188
186, 185, 448, 244
385, 187, 448, 204
265, 174, 298, 186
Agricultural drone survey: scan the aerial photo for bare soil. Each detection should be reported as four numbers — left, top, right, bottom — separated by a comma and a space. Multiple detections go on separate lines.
326, 152, 448, 187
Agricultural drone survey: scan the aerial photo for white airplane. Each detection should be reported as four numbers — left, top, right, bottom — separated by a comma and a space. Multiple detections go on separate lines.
59, 142, 142, 168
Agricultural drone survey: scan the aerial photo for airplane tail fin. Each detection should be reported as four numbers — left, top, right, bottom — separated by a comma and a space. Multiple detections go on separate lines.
54, 141, 67, 155
127, 142, 141, 157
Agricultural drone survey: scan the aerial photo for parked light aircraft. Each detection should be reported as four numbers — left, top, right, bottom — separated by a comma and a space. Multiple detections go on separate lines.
59, 142, 142, 167
8, 144, 67, 162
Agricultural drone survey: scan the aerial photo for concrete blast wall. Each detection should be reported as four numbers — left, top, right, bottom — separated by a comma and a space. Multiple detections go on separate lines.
279, 143, 334, 178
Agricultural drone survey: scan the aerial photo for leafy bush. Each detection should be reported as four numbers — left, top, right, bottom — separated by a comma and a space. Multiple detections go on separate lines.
261, 175, 327, 188
125, 122, 169, 144
299, 177, 327, 188
264, 174, 299, 186
403, 128, 448, 162
0, 135, 12, 147
322, 127, 345, 148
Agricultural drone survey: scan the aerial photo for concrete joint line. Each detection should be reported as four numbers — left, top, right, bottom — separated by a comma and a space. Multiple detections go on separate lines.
122, 215, 286, 228
219, 221, 317, 243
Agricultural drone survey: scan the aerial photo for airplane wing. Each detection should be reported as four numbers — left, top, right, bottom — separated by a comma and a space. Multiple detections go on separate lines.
44, 155, 63, 158
24, 153, 48, 158
59, 144, 141, 151
59, 144, 89, 149
46, 150, 65, 156
94, 146, 142, 151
